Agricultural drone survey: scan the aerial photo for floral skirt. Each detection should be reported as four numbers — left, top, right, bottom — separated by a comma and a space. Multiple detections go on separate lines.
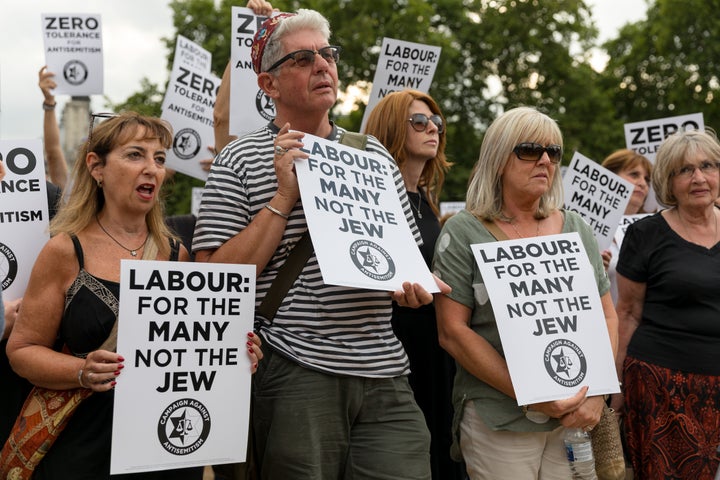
623, 355, 720, 479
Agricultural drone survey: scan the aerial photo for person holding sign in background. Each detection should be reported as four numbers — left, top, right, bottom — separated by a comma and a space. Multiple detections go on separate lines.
615, 128, 720, 479
599, 149, 653, 303
5, 112, 263, 479
193, 8, 448, 480
433, 106, 618, 479
364, 89, 462, 480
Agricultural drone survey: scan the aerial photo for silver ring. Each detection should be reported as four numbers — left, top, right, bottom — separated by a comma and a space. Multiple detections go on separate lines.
274, 145, 287, 156
583, 425, 594, 432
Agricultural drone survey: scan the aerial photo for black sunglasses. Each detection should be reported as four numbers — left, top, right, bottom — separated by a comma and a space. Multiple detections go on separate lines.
87, 112, 118, 144
513, 142, 563, 164
408, 113, 444, 134
266, 45, 342, 72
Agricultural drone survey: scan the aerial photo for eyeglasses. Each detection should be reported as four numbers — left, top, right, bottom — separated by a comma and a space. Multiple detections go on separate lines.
266, 45, 342, 72
673, 160, 720, 179
87, 112, 118, 144
513, 142, 563, 164
408, 113, 444, 134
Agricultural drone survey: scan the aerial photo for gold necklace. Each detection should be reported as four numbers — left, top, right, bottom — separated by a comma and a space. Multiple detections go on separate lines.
96, 216, 148, 257
505, 216, 541, 238
676, 208, 718, 247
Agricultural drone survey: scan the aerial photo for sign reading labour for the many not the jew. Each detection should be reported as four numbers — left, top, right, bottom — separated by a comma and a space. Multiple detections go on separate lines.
0, 140, 49, 301
161, 36, 220, 181
563, 152, 634, 251
360, 38, 442, 130
471, 233, 619, 405
229, 6, 274, 136
42, 13, 103, 95
111, 261, 255, 475
294, 133, 438, 293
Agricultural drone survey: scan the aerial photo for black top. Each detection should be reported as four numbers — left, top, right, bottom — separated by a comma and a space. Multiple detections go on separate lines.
617, 211, 720, 375
34, 236, 199, 480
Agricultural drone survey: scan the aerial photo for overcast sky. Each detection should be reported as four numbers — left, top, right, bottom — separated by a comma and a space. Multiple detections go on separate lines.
0, 0, 648, 141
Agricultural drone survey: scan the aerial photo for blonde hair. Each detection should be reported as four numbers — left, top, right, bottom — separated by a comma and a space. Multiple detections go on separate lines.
466, 106, 564, 220
50, 112, 175, 258
652, 128, 720, 206
363, 89, 451, 217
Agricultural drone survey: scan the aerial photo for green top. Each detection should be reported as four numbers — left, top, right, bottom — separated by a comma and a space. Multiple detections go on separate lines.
432, 209, 610, 458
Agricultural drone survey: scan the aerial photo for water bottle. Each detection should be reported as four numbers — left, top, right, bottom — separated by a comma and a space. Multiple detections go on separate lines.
563, 427, 598, 480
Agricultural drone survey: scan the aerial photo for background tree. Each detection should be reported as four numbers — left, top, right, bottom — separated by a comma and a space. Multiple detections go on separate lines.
113, 0, 638, 214
602, 0, 720, 132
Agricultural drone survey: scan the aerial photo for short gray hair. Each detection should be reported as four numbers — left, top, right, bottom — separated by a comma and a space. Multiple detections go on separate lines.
262, 9, 331, 74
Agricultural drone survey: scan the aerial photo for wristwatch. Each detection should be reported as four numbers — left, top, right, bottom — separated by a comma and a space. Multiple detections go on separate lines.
521, 405, 550, 424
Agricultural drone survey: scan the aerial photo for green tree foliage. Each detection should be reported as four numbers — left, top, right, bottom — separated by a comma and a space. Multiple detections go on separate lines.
602, 0, 720, 133
115, 0, 635, 210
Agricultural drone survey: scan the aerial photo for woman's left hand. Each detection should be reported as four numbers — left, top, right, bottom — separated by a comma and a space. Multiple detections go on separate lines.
560, 394, 605, 431
246, 332, 263, 374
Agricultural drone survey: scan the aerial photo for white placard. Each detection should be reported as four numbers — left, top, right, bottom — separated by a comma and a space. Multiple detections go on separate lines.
175, 34, 212, 72
624, 112, 704, 163
471, 233, 619, 405
111, 261, 256, 474
0, 140, 49, 301
360, 38, 442, 131
161, 40, 220, 181
42, 13, 103, 95
613, 213, 652, 248
191, 187, 204, 218
229, 7, 276, 136
294, 133, 438, 292
439, 201, 465, 218
563, 152, 634, 251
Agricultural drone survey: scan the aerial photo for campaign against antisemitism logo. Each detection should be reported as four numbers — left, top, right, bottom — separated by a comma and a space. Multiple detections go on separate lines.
543, 339, 587, 388
173, 128, 202, 160
157, 398, 211, 456
255, 89, 276, 120
0, 242, 18, 290
63, 59, 88, 85
349, 239, 396, 281
469, 233, 619, 405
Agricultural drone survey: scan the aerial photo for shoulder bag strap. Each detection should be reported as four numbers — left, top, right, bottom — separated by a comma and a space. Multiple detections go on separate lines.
479, 217, 510, 241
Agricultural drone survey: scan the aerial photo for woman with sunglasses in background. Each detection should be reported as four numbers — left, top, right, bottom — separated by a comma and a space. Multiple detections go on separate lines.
5, 112, 262, 479
364, 90, 461, 480
433, 106, 618, 478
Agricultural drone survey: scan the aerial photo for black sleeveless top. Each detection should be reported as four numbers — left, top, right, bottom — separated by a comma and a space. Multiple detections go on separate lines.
34, 236, 201, 480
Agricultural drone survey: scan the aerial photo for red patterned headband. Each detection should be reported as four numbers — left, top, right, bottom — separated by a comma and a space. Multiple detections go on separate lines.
251, 13, 297, 74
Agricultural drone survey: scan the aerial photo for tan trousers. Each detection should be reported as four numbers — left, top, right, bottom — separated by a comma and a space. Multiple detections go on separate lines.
460, 401, 573, 480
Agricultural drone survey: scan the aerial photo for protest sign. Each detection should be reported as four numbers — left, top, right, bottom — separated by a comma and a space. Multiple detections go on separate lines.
563, 152, 633, 251
439, 201, 465, 218
42, 13, 103, 95
0, 140, 49, 301
191, 187, 204, 217
111, 261, 256, 474
471, 233, 619, 405
294, 133, 438, 292
229, 7, 275, 136
624, 112, 704, 162
613, 213, 652, 248
360, 38, 442, 131
161, 36, 220, 181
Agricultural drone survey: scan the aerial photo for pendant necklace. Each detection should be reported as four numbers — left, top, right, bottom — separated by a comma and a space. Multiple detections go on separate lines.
96, 216, 149, 257
410, 191, 423, 219
504, 215, 541, 238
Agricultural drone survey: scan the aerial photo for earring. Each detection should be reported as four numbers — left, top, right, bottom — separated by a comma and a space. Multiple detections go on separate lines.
97, 178, 103, 188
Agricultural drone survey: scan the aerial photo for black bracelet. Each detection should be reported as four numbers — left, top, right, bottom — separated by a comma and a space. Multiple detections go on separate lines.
42, 101, 56, 111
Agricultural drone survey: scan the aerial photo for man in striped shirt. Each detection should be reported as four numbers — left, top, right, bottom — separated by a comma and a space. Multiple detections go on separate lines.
193, 8, 448, 479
